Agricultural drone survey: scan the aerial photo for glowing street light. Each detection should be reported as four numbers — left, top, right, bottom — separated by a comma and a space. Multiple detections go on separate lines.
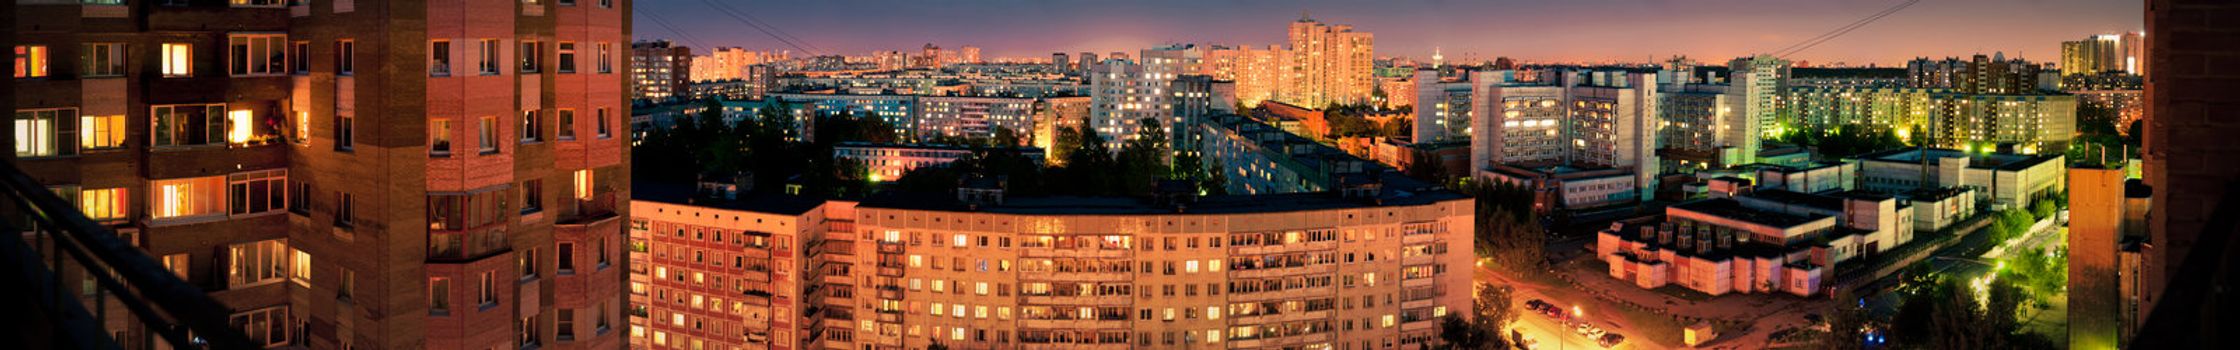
1571, 305, 1583, 318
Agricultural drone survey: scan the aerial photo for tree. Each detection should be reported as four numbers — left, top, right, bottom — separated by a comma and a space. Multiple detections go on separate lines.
1465, 181, 1546, 272
1115, 118, 1173, 195
1815, 291, 1871, 350
990, 126, 1023, 147
1056, 124, 1116, 196
1438, 283, 1516, 350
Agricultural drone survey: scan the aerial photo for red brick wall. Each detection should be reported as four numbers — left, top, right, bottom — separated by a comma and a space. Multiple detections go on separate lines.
2143, 0, 2240, 325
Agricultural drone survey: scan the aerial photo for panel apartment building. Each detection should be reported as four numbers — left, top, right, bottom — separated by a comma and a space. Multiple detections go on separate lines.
11, 0, 631, 348
629, 178, 1476, 350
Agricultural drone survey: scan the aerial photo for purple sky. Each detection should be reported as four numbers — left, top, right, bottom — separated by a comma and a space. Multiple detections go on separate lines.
636, 0, 2143, 66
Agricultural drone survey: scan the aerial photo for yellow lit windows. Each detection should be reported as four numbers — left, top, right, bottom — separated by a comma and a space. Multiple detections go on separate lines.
160, 254, 190, 279
429, 119, 452, 155
14, 45, 47, 78
231, 0, 283, 7
80, 114, 124, 150
225, 239, 288, 287
15, 108, 75, 157
161, 43, 193, 77
79, 188, 128, 220
291, 248, 311, 286
151, 175, 224, 220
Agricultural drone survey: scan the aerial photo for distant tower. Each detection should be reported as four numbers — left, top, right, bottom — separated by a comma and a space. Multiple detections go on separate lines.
1433, 47, 1445, 69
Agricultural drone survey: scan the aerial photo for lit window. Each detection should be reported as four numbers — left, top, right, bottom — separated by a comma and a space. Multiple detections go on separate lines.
231, 0, 283, 7
290, 248, 311, 286
80, 114, 124, 150
228, 33, 287, 76
161, 254, 190, 279
225, 239, 289, 287
79, 188, 128, 220
15, 108, 75, 157
152, 104, 225, 147
14, 45, 47, 78
429, 119, 452, 155
151, 175, 224, 220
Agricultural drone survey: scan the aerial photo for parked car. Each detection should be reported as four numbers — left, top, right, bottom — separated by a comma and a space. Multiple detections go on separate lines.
1598, 333, 1626, 348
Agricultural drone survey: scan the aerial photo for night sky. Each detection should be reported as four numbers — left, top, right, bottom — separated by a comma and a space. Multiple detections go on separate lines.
636, 0, 2143, 66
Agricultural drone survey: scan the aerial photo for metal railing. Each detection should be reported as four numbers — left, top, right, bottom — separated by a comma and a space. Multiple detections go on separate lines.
0, 161, 257, 349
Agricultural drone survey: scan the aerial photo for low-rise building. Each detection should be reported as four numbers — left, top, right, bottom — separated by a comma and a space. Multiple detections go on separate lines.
1596, 177, 1921, 297
1753, 161, 1858, 194
1481, 163, 1639, 213
832, 142, 1045, 182
1856, 148, 2066, 209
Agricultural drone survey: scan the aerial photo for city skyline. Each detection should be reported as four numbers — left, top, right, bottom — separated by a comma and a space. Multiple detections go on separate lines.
637, 0, 2143, 65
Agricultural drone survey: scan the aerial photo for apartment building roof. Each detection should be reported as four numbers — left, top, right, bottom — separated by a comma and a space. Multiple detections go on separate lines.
633, 181, 828, 215
1856, 148, 2063, 171
1671, 198, 1832, 229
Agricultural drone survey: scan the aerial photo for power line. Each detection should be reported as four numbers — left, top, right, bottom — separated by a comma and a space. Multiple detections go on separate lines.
696, 0, 822, 55
640, 10, 711, 50
1774, 0, 1922, 58
700, 0, 826, 54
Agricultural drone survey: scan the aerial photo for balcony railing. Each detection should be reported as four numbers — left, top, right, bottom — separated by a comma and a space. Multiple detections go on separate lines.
0, 161, 257, 349
559, 192, 617, 225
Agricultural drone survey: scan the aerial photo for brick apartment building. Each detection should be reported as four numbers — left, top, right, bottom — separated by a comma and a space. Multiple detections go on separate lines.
11, 0, 631, 348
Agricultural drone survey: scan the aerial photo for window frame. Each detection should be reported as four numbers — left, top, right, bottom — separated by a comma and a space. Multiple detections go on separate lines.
14, 45, 49, 78
226, 169, 289, 217
15, 108, 78, 157
150, 103, 226, 148
479, 116, 501, 154
429, 118, 453, 156
228, 33, 289, 77
557, 42, 576, 73
334, 39, 354, 75
429, 39, 452, 77
82, 43, 126, 78
160, 43, 193, 77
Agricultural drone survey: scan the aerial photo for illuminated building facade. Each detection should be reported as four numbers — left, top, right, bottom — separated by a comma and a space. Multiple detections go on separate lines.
634, 40, 693, 102
1283, 16, 1375, 108
13, 0, 634, 348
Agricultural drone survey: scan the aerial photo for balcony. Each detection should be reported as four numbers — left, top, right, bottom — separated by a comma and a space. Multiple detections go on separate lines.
557, 192, 618, 226
0, 161, 259, 349
426, 222, 510, 262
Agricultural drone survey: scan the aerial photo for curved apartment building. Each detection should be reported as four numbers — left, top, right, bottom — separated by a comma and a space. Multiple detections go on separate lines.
628, 181, 1475, 350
